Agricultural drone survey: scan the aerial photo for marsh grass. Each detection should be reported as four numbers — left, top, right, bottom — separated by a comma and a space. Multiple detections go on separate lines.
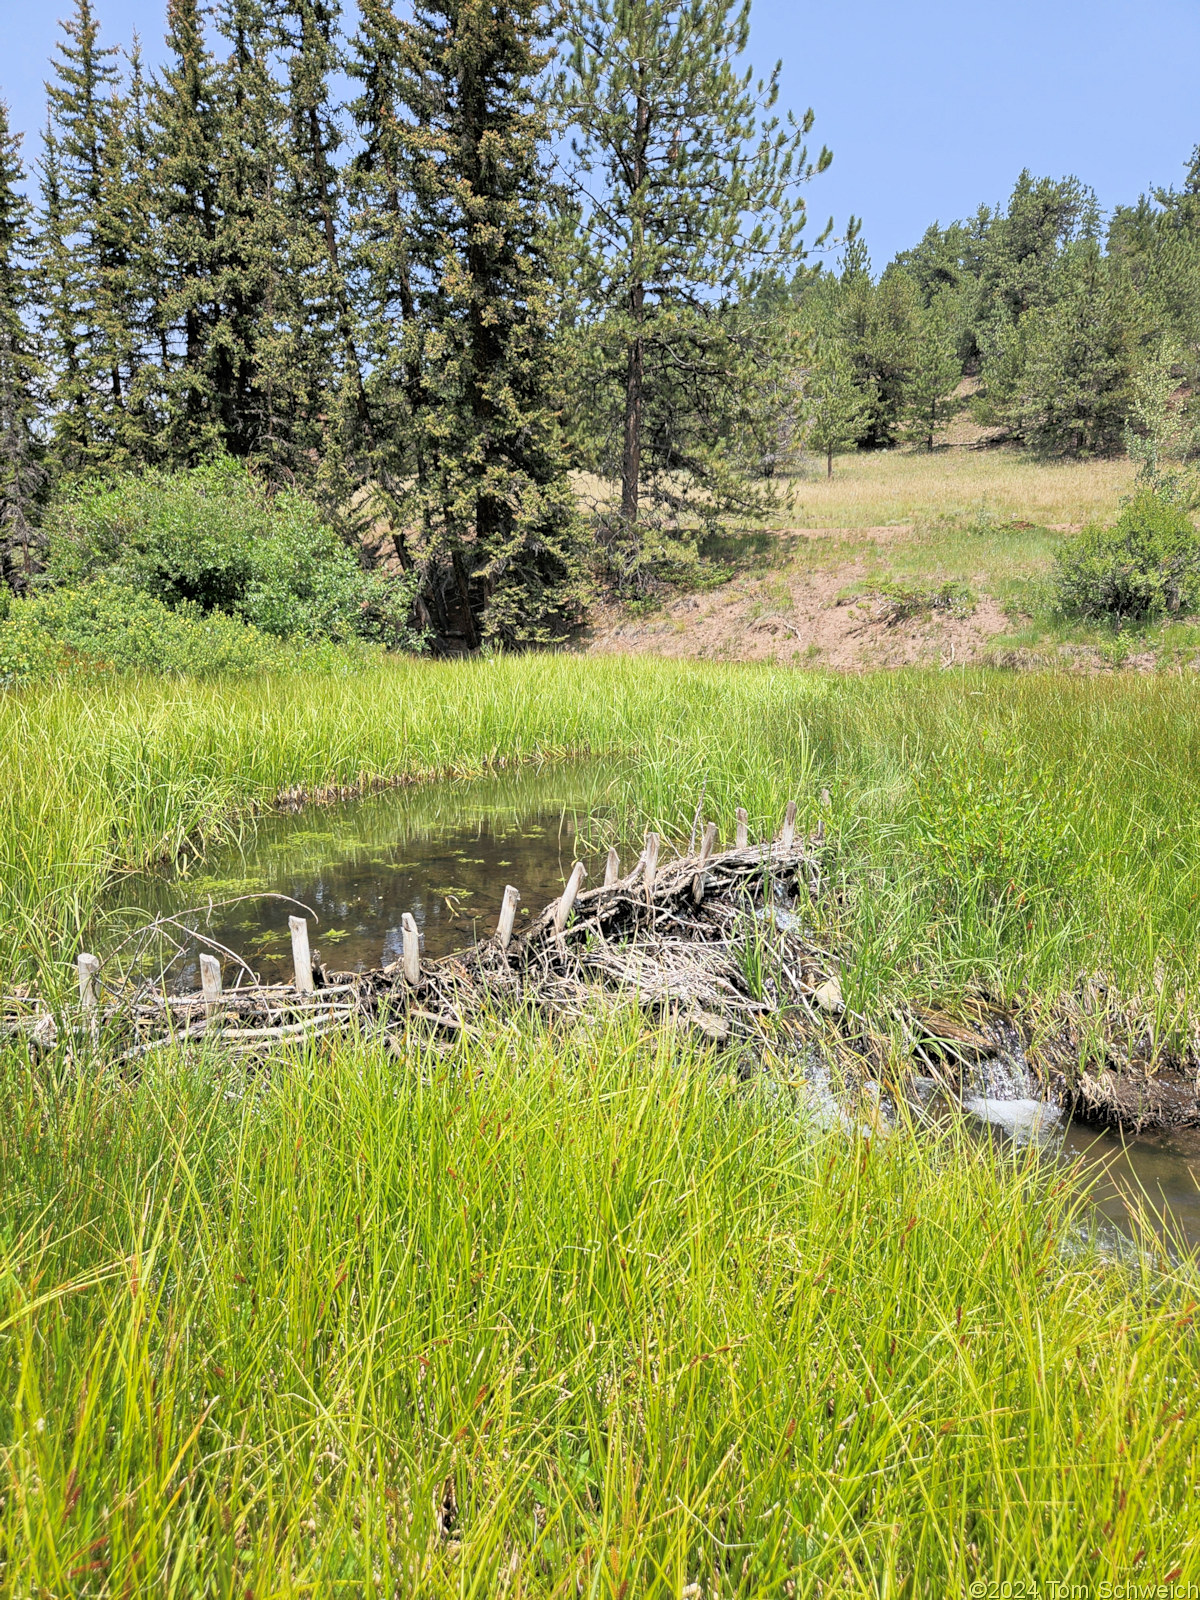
7, 657, 1200, 1064
1, 1014, 1197, 1595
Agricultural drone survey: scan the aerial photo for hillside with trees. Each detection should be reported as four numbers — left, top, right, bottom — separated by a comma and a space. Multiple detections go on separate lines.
2, 0, 1200, 656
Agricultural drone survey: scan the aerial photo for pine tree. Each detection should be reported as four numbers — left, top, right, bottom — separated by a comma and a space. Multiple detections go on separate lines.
802, 338, 871, 477
1012, 250, 1142, 458
558, 0, 830, 548
903, 291, 961, 452
350, 0, 587, 647
0, 100, 46, 593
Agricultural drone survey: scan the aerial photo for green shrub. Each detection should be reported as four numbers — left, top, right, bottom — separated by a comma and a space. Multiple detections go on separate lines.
46, 457, 424, 649
1053, 488, 1200, 621
0, 580, 371, 687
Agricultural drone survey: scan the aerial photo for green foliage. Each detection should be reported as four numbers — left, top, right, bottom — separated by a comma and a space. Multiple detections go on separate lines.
1053, 488, 1200, 621
801, 336, 873, 475
0, 99, 47, 593
0, 579, 360, 686
2, 1026, 1196, 1589
45, 456, 423, 647
348, 0, 590, 647
914, 730, 1079, 914
903, 292, 962, 450
558, 0, 830, 544
868, 577, 975, 622
1005, 253, 1143, 458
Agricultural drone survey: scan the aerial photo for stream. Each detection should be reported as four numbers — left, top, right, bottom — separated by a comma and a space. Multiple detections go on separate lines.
97, 765, 1200, 1254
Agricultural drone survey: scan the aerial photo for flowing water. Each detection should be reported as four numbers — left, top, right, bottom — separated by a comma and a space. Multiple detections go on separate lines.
97, 766, 1200, 1254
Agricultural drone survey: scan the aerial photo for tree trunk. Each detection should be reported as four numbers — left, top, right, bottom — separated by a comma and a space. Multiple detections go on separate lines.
620, 86, 649, 526
826, 448, 833, 479
621, 306, 644, 522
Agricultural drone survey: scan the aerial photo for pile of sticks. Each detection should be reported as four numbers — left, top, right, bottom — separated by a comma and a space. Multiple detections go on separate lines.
4, 801, 895, 1063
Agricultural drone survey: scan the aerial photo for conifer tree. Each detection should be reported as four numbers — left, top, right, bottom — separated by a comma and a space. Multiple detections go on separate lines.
39, 0, 152, 470
148, 0, 225, 462
208, 0, 313, 473
277, 0, 374, 517
903, 291, 961, 452
346, 0, 426, 552
0, 101, 46, 593
802, 338, 870, 478
558, 0, 830, 551
350, 0, 586, 647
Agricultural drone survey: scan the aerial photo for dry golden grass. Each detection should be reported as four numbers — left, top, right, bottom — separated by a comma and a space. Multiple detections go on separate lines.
776, 447, 1137, 530
572, 447, 1137, 536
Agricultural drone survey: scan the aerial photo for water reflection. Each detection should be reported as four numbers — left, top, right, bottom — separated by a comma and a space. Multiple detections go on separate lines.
97, 763, 622, 989
1063, 1121, 1200, 1256
95, 764, 1200, 1255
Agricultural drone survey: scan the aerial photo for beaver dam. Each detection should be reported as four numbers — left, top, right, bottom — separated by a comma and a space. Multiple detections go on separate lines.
6, 799, 1200, 1144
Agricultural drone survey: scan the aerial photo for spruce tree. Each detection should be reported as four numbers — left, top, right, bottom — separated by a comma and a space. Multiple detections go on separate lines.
350, 0, 586, 647
277, 0, 374, 518
346, 0, 430, 578
148, 0, 225, 462
0, 101, 46, 593
40, 0, 150, 470
558, 0, 829, 551
208, 0, 313, 473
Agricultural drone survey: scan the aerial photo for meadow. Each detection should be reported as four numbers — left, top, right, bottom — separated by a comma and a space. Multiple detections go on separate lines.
4, 654, 1200, 1592
2, 1019, 1197, 1595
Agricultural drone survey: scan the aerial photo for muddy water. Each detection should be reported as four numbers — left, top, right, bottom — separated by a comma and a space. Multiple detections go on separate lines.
98, 766, 1200, 1254
1063, 1123, 1200, 1254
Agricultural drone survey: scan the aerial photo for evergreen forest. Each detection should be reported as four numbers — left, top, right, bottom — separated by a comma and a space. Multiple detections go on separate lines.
3, 0, 1200, 652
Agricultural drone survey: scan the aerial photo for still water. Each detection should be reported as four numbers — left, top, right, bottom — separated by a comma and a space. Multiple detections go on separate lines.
98, 763, 623, 988
97, 766, 1200, 1254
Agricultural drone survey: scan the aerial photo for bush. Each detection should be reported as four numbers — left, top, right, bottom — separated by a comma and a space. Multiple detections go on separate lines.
0, 580, 371, 688
46, 457, 424, 649
1053, 489, 1200, 621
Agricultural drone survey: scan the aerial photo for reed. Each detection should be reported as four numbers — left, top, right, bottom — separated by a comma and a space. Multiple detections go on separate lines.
1, 1015, 1196, 1594
6, 658, 1200, 1058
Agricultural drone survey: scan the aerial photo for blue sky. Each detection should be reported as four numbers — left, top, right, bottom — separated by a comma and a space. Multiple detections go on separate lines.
4, 0, 1199, 265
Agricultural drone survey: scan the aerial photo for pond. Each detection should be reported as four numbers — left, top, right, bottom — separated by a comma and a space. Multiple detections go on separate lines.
97, 765, 1200, 1255
99, 761, 625, 987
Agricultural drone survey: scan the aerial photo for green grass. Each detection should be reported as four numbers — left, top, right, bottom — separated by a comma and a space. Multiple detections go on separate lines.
7, 656, 1200, 1056
6, 657, 1200, 1588
1, 1016, 1197, 1594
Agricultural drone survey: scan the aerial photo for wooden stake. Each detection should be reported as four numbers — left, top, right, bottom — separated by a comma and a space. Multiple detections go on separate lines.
402, 913, 421, 985
554, 862, 587, 934
199, 953, 223, 1017
289, 916, 314, 994
735, 808, 748, 849
603, 846, 620, 888
77, 953, 100, 1010
496, 885, 520, 951
780, 800, 797, 849
691, 821, 719, 904
642, 833, 660, 895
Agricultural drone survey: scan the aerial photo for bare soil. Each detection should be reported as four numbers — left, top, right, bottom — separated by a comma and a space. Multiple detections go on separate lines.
582, 527, 1013, 671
